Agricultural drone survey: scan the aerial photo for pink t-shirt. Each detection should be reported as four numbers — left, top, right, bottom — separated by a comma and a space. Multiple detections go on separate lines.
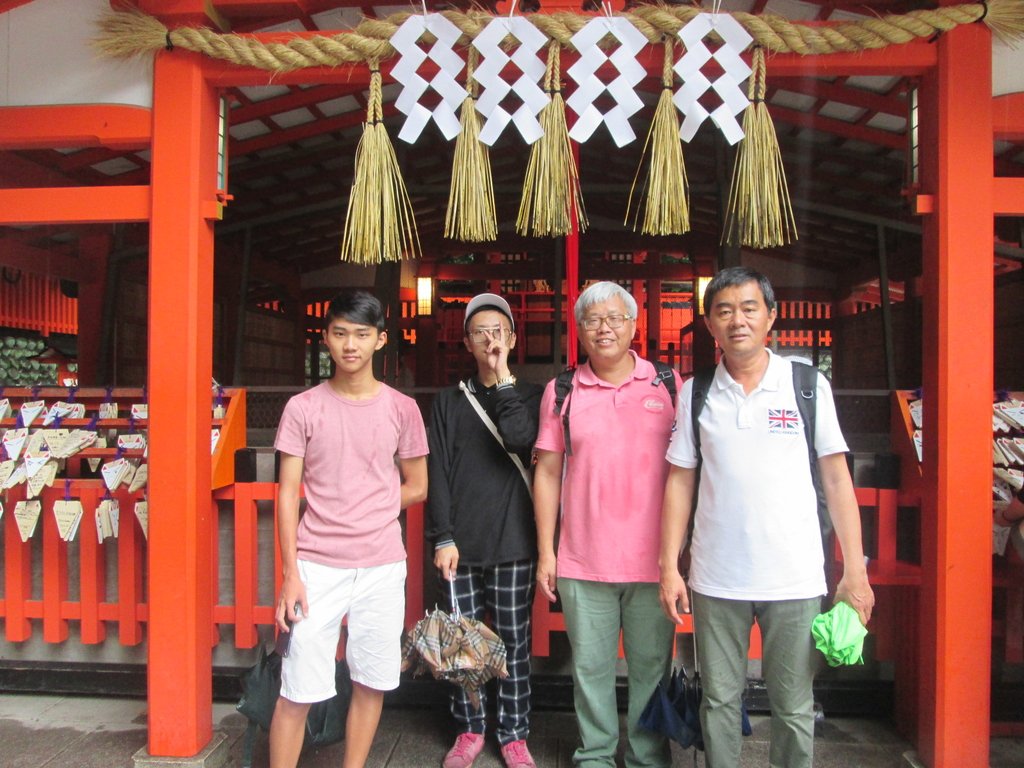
535, 353, 678, 583
274, 382, 428, 568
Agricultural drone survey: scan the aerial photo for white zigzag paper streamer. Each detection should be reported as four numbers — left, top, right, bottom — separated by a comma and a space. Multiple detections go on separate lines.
566, 15, 648, 147
472, 17, 550, 146
390, 13, 468, 143
674, 13, 753, 145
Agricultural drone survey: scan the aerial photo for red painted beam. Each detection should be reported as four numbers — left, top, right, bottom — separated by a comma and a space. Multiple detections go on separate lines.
769, 104, 904, 149
0, 186, 150, 225
770, 76, 907, 119
0, 238, 82, 280
53, 147, 136, 174
211, 0, 356, 16
229, 83, 361, 123
0, 151, 79, 188
994, 92, 1024, 141
994, 177, 1024, 216
137, 0, 229, 28
230, 102, 396, 155
0, 1, 35, 12
0, 106, 151, 151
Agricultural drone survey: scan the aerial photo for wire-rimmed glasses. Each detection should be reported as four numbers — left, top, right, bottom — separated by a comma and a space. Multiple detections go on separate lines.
581, 314, 632, 331
467, 327, 513, 344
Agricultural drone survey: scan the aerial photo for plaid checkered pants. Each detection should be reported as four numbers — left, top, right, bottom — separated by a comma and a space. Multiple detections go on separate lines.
443, 559, 536, 745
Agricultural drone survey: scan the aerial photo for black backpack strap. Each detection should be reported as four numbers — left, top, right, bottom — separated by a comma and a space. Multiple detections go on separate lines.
688, 365, 716, 521
690, 365, 716, 456
791, 362, 834, 540
791, 361, 818, 467
554, 367, 576, 457
651, 360, 678, 408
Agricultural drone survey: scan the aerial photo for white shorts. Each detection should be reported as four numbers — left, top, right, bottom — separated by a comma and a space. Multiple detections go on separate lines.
280, 559, 406, 703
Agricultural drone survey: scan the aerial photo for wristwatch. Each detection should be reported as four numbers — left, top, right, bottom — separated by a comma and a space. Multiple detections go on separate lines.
495, 374, 517, 388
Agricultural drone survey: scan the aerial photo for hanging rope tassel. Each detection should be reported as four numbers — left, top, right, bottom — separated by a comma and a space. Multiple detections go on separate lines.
340, 64, 420, 264
722, 46, 797, 249
517, 42, 587, 238
626, 37, 690, 236
446, 48, 497, 243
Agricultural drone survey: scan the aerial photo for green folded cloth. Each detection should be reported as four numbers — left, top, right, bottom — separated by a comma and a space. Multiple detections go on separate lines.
811, 601, 868, 667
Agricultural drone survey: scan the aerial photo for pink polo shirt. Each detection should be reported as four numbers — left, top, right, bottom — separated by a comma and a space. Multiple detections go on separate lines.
535, 352, 679, 583
275, 382, 428, 569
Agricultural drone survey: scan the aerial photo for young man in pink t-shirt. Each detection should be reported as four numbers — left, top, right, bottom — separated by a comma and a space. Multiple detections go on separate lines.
270, 291, 428, 768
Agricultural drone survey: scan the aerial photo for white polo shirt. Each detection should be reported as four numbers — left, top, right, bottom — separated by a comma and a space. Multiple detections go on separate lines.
665, 351, 848, 601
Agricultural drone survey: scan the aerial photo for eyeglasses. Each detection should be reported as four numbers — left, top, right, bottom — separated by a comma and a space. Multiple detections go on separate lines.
467, 327, 512, 343
581, 314, 632, 331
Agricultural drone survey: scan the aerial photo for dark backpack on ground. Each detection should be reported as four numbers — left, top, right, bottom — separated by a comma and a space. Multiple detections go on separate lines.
236, 646, 351, 767
689, 361, 833, 544
554, 360, 677, 456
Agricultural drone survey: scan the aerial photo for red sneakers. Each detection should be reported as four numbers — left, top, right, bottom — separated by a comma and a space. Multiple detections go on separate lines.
499, 739, 537, 768
442, 732, 485, 768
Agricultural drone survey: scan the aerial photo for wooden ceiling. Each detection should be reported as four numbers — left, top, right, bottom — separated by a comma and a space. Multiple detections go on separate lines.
3, 0, 1022, 299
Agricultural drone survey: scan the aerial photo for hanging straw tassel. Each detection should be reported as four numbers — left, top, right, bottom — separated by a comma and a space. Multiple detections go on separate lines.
517, 42, 587, 238
984, 0, 1024, 45
723, 46, 797, 249
626, 38, 690, 236
445, 49, 497, 242
340, 64, 420, 264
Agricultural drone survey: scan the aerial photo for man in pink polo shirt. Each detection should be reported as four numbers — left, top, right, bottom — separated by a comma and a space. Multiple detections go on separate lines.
534, 281, 680, 768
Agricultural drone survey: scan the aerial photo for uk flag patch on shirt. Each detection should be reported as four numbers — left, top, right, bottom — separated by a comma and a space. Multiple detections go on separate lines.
767, 408, 801, 434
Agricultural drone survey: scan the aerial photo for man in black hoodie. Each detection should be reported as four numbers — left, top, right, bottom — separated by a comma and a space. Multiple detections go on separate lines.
426, 293, 543, 768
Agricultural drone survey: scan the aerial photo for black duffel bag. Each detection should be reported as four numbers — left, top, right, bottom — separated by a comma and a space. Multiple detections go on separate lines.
236, 645, 351, 767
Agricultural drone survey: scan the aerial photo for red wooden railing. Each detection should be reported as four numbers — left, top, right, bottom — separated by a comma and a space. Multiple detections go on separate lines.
3, 475, 956, 661
0, 387, 1011, 666
2, 480, 146, 645
208, 483, 427, 646
0, 271, 78, 336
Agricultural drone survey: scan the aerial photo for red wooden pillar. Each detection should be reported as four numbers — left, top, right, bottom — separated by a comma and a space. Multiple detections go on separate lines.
77, 230, 111, 385
644, 253, 660, 361
41, 487, 69, 643
917, 23, 993, 768
566, 143, 581, 366
3, 486, 31, 642
146, 49, 220, 757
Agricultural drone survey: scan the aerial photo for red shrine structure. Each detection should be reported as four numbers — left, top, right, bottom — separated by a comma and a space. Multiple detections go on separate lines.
2, 1, 1023, 767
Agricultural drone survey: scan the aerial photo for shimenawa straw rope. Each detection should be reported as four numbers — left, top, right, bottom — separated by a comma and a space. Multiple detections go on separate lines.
626, 37, 690, 236
722, 46, 797, 249
340, 65, 421, 264
95, 2, 1024, 72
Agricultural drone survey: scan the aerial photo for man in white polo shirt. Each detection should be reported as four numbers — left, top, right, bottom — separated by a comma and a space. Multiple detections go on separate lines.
659, 267, 874, 768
